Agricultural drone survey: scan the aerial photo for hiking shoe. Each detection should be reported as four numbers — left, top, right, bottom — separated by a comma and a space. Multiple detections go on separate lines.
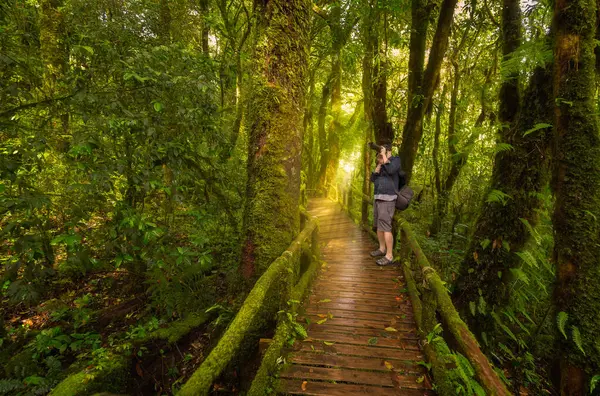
376, 256, 394, 266
370, 249, 386, 257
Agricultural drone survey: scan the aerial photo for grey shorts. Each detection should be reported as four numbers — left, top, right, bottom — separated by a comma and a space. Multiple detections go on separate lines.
374, 200, 395, 232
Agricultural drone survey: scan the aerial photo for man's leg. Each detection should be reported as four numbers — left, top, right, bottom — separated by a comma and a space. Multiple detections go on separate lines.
384, 231, 394, 260
377, 231, 386, 253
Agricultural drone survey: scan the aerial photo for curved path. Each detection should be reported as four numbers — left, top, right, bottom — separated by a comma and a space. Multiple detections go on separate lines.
279, 198, 434, 395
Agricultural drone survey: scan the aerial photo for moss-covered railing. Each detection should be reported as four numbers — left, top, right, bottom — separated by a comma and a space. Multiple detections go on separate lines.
398, 218, 511, 395
178, 214, 320, 396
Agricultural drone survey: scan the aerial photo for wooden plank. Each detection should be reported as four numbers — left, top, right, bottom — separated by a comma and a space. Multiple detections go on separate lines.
303, 315, 414, 329
308, 295, 410, 308
280, 365, 427, 389
287, 351, 423, 373
304, 331, 420, 350
303, 323, 419, 340
295, 341, 424, 361
312, 282, 402, 296
305, 301, 410, 315
279, 379, 435, 396
304, 308, 412, 323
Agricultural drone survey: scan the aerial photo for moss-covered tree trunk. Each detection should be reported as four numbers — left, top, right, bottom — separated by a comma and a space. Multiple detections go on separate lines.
240, 0, 310, 280
455, 0, 554, 325
551, 0, 600, 391
317, 77, 331, 190
399, 0, 458, 183
455, 64, 554, 331
361, 3, 375, 225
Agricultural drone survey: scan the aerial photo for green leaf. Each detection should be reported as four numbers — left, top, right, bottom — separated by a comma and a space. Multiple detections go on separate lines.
292, 322, 307, 339
486, 189, 512, 206
572, 326, 585, 355
480, 239, 491, 250
523, 123, 552, 137
317, 299, 331, 303
590, 375, 600, 393
556, 311, 569, 340
557, 312, 568, 339
153, 101, 163, 112
368, 337, 378, 345
323, 341, 335, 346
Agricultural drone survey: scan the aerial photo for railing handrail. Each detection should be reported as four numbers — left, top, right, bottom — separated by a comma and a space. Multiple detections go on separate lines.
178, 216, 319, 396
398, 218, 511, 396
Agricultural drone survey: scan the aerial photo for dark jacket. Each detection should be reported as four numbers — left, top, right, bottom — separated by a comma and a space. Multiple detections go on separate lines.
370, 156, 406, 195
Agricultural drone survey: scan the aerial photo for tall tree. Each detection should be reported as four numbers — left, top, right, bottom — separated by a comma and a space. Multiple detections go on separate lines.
314, 1, 358, 188
551, 0, 600, 391
240, 0, 310, 279
455, 0, 555, 336
399, 0, 458, 183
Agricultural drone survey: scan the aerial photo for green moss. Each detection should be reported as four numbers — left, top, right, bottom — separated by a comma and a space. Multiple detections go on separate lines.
49, 352, 128, 396
178, 218, 318, 396
4, 349, 41, 379
145, 313, 208, 345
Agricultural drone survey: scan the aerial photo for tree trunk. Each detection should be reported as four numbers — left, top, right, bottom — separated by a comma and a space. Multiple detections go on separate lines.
552, 0, 600, 390
200, 0, 210, 55
317, 77, 331, 189
399, 0, 458, 183
40, 0, 69, 150
361, 4, 375, 225
406, 0, 431, 113
455, 64, 553, 328
372, 4, 392, 145
240, 0, 310, 280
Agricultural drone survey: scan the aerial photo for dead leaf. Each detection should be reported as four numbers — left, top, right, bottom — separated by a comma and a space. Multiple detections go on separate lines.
323, 341, 335, 346
384, 327, 397, 332
473, 251, 479, 261
135, 362, 143, 377
301, 381, 307, 391
317, 313, 327, 318
384, 361, 394, 370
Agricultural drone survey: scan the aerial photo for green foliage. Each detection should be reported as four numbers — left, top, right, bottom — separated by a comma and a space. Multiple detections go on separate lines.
557, 312, 568, 339
486, 189, 512, 206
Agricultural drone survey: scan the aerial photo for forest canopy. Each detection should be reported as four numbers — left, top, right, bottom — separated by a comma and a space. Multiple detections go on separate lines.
1, 0, 599, 394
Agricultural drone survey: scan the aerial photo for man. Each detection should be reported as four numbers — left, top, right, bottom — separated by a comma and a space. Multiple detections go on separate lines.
369, 144, 403, 266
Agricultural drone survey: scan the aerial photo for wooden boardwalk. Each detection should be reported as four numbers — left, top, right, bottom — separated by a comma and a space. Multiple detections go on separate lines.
279, 198, 433, 395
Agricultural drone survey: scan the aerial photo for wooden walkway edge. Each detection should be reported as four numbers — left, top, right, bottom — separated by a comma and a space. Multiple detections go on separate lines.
278, 198, 434, 395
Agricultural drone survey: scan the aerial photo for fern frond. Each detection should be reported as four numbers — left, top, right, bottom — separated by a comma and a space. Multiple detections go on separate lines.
557, 311, 568, 339
493, 142, 515, 154
572, 326, 585, 356
486, 189, 512, 206
591, 375, 600, 393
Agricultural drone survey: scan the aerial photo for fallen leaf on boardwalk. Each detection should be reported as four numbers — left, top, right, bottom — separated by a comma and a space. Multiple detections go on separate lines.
327, 312, 334, 319
317, 313, 327, 318
317, 299, 331, 303
368, 337, 378, 345
416, 376, 425, 384
385, 327, 397, 332
316, 318, 327, 324
384, 361, 394, 370
301, 381, 307, 391
323, 341, 335, 346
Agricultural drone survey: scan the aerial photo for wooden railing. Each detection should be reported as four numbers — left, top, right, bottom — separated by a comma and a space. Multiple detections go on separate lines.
398, 219, 510, 395
332, 190, 510, 395
178, 214, 320, 396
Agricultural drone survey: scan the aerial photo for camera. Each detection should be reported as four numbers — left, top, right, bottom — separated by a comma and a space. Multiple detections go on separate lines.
368, 142, 389, 163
